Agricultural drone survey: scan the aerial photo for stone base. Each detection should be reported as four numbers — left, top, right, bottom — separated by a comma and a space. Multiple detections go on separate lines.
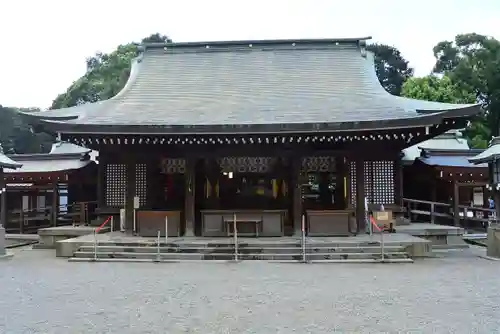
486, 226, 500, 259
396, 223, 467, 249
0, 226, 5, 256
35, 226, 110, 250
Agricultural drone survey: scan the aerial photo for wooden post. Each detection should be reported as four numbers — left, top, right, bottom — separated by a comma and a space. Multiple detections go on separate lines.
430, 202, 435, 224
355, 158, 366, 232
453, 178, 460, 227
292, 155, 303, 236
125, 159, 135, 232
394, 158, 403, 207
51, 182, 58, 227
184, 157, 195, 237
0, 168, 6, 228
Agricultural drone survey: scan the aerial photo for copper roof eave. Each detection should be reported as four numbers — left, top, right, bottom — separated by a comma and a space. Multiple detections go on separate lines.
141, 37, 373, 50
27, 110, 473, 136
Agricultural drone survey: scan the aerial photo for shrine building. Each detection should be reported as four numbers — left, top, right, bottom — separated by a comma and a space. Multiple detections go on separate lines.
22, 37, 481, 237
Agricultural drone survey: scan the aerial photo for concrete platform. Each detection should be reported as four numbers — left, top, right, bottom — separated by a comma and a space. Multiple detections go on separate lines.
396, 223, 468, 249
36, 226, 110, 250
56, 232, 431, 259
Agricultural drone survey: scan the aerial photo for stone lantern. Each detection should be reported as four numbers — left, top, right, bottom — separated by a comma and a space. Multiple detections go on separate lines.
0, 146, 22, 258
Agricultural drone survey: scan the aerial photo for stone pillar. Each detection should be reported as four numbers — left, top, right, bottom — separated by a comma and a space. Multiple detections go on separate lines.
184, 157, 195, 237
0, 225, 5, 256
487, 225, 500, 259
355, 158, 366, 232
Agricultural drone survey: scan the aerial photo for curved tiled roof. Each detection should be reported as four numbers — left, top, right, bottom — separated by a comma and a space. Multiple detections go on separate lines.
0, 153, 22, 169
469, 137, 500, 164
25, 38, 480, 134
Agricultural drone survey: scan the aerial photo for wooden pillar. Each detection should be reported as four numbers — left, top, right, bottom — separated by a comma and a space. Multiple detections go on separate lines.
0, 168, 5, 228
51, 182, 58, 226
97, 157, 104, 208
125, 159, 136, 233
453, 178, 460, 227
394, 158, 403, 206
292, 155, 303, 236
184, 157, 195, 237
355, 158, 366, 232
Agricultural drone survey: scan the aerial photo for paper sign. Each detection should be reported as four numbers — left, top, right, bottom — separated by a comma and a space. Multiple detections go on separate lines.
133, 196, 140, 209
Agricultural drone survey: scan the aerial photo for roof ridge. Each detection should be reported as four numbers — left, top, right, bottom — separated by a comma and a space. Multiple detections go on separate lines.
140, 37, 372, 51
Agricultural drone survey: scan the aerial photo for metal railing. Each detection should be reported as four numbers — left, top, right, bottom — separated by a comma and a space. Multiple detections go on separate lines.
92, 215, 113, 261
369, 215, 385, 262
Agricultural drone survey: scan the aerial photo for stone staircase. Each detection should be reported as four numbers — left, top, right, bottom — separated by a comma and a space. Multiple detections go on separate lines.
68, 240, 414, 263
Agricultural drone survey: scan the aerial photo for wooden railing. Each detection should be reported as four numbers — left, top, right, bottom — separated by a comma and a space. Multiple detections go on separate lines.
3, 200, 98, 234
402, 198, 496, 231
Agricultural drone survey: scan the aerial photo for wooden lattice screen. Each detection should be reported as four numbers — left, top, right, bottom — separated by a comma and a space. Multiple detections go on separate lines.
349, 160, 395, 206
301, 156, 336, 172
105, 164, 127, 206
135, 163, 147, 206
217, 157, 276, 173
160, 158, 186, 174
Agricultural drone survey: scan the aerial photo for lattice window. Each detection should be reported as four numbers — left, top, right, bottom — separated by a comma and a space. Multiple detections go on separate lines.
217, 157, 276, 173
349, 160, 395, 206
135, 164, 147, 207
160, 158, 186, 174
105, 164, 126, 206
350, 161, 356, 206
372, 161, 394, 205
301, 156, 336, 172
364, 162, 374, 204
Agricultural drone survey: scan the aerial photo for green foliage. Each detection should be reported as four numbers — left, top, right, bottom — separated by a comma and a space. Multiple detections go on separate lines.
432, 33, 500, 145
367, 43, 414, 96
402, 74, 488, 148
51, 33, 171, 109
0, 105, 54, 153
402, 75, 475, 104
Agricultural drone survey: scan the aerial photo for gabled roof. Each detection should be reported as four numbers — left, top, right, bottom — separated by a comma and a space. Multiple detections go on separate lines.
23, 37, 481, 135
0, 152, 22, 169
469, 137, 500, 164
402, 130, 470, 162
417, 148, 487, 168
49, 142, 98, 162
4, 143, 94, 174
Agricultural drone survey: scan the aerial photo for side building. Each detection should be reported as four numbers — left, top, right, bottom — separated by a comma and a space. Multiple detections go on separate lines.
3, 142, 97, 232
21, 37, 481, 237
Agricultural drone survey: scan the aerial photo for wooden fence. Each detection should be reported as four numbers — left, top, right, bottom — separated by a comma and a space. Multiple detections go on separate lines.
403, 198, 496, 231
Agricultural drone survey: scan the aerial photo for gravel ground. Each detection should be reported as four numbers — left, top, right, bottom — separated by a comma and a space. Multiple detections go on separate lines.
0, 247, 499, 333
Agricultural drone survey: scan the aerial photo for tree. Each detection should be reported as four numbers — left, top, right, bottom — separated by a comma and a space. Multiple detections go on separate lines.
0, 105, 54, 153
51, 33, 171, 109
432, 33, 500, 144
402, 75, 475, 104
402, 75, 488, 147
367, 43, 414, 96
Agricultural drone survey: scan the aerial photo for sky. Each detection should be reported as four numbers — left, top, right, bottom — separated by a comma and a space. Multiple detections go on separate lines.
1, 0, 499, 109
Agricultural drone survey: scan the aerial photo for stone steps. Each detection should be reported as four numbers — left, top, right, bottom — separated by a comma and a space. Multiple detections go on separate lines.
77, 245, 406, 253
72, 250, 409, 261
68, 257, 414, 264
70, 244, 413, 263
